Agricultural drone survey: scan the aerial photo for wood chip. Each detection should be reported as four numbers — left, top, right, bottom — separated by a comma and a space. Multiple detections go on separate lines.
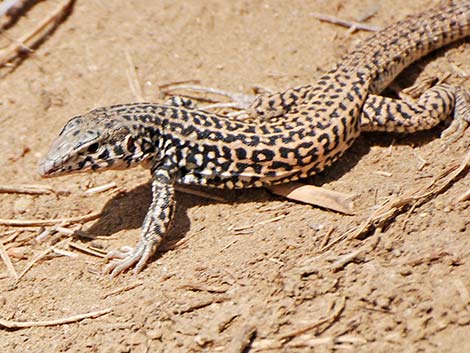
269, 182, 355, 215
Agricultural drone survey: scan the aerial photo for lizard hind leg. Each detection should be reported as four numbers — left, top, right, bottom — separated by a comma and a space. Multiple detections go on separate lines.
162, 82, 319, 124
360, 84, 470, 143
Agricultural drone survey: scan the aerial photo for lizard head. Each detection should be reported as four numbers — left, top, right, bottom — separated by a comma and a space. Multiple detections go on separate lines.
38, 105, 157, 178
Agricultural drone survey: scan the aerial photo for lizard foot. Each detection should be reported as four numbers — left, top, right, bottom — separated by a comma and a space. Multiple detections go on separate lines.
441, 87, 470, 143
104, 240, 157, 277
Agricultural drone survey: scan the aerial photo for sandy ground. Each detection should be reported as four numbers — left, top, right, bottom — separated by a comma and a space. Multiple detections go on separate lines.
1, 0, 469, 352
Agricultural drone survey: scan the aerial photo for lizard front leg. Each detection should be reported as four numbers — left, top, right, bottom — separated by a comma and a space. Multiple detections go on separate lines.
105, 169, 176, 277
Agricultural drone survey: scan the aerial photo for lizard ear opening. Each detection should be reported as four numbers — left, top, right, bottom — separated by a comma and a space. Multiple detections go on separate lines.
87, 142, 100, 153
127, 136, 136, 153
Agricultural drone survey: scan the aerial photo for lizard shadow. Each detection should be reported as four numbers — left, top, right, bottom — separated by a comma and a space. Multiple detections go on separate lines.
306, 127, 441, 185
83, 180, 277, 252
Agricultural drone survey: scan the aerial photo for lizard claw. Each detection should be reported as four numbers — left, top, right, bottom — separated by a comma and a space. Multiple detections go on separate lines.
441, 87, 470, 143
104, 240, 157, 277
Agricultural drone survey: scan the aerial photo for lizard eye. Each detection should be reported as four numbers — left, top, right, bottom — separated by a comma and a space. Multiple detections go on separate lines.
87, 143, 100, 153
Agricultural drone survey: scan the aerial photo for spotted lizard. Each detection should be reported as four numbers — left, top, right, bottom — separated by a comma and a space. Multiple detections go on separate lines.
39, 1, 470, 276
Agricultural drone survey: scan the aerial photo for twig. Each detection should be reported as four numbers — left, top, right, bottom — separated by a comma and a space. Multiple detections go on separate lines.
319, 226, 335, 249
162, 230, 202, 251
68, 241, 106, 258
330, 249, 364, 272
310, 12, 381, 32
0, 184, 55, 195
0, 0, 75, 67
158, 79, 201, 90
1, 230, 22, 244
347, 148, 470, 239
456, 188, 470, 202
0, 308, 112, 329
125, 50, 144, 102
0, 211, 101, 227
220, 238, 238, 251
175, 185, 225, 202
101, 282, 144, 299
231, 214, 287, 233
15, 245, 56, 283
52, 247, 78, 258
0, 241, 18, 279
0, 0, 22, 18
280, 297, 346, 341
176, 296, 231, 314
54, 226, 95, 240
85, 182, 117, 195
178, 283, 228, 293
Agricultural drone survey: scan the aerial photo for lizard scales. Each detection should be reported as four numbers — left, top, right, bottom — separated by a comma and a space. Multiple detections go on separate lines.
39, 1, 470, 276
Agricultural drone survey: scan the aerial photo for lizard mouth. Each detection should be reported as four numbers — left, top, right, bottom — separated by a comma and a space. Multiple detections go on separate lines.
38, 159, 54, 177
38, 158, 64, 178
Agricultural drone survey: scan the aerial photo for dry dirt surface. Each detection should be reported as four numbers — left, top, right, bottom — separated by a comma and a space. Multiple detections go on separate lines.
1, 0, 470, 352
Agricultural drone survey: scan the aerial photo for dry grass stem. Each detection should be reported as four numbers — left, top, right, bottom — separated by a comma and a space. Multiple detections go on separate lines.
231, 214, 287, 233
15, 246, 55, 283
278, 297, 346, 342
68, 241, 107, 258
456, 188, 470, 202
52, 247, 79, 258
178, 283, 228, 293
102, 282, 144, 299
55, 226, 95, 240
0, 184, 55, 194
310, 12, 381, 32
158, 79, 201, 90
175, 184, 225, 202
373, 171, 392, 177
177, 296, 231, 314
0, 0, 75, 67
0, 308, 112, 329
319, 226, 335, 249
347, 148, 470, 239
125, 50, 144, 101
0, 241, 18, 279
85, 182, 118, 195
0, 211, 101, 227
330, 249, 364, 271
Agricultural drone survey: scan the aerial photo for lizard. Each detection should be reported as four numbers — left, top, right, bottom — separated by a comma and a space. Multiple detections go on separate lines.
38, 1, 470, 276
